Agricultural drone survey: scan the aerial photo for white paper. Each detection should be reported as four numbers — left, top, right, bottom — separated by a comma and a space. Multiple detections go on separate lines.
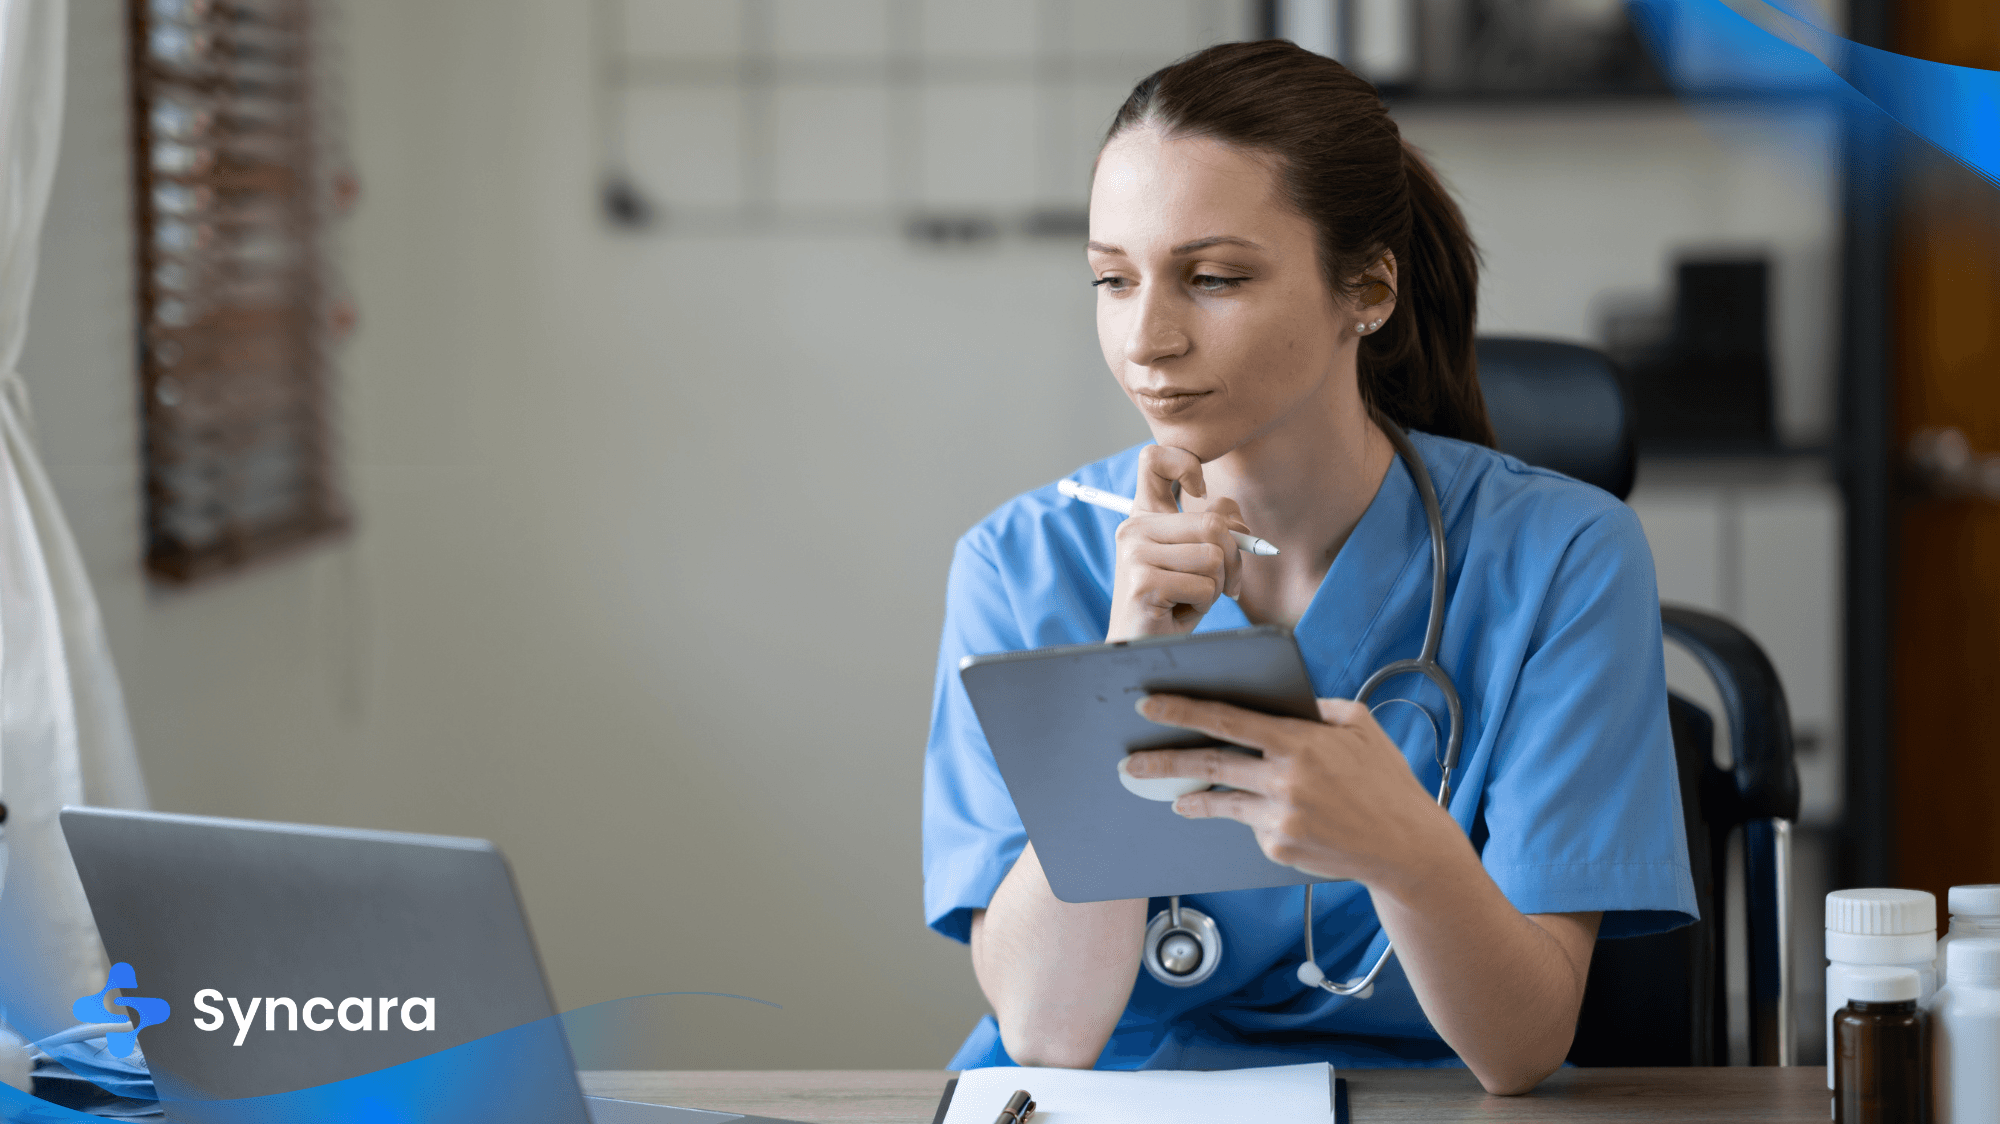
944, 1062, 1334, 1124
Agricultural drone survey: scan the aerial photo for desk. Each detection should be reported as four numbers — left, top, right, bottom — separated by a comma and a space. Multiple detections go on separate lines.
581, 1067, 1830, 1122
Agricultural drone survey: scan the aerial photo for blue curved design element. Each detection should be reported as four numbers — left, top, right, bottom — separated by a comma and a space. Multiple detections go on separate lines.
67, 964, 170, 1059
146, 1015, 584, 1124
5, 992, 779, 1124
1629, 0, 2000, 188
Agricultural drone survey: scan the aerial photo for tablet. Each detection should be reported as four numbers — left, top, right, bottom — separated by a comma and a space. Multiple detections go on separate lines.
958, 625, 1327, 904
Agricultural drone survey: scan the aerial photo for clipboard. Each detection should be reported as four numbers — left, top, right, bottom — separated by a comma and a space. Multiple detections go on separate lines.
958, 625, 1328, 904
930, 1074, 1351, 1123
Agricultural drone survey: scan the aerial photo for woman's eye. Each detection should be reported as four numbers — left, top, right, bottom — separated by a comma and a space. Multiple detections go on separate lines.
1191, 274, 1245, 292
1092, 276, 1130, 292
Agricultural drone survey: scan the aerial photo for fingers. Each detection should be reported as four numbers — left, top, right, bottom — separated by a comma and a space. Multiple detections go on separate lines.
1115, 509, 1241, 617
1123, 746, 1270, 792
1134, 445, 1205, 513
1205, 496, 1248, 598
1136, 694, 1300, 757
1171, 786, 1265, 823
1205, 495, 1251, 535
1121, 539, 1227, 576
1316, 698, 1371, 727
1126, 568, 1220, 618
1120, 509, 1239, 550
1117, 539, 1229, 612
1128, 447, 1255, 600
1169, 790, 1308, 874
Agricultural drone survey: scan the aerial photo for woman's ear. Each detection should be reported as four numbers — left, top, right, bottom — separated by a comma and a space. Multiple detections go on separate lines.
1352, 251, 1398, 337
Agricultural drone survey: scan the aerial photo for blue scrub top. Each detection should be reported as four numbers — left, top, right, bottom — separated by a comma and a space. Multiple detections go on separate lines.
922, 430, 1699, 1071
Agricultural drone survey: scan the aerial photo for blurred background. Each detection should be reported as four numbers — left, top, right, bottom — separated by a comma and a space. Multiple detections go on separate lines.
16, 0, 1995, 1071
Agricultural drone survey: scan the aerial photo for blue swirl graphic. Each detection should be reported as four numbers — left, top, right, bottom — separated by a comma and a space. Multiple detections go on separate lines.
1630, 0, 2000, 187
68, 964, 169, 1059
5, 992, 779, 1124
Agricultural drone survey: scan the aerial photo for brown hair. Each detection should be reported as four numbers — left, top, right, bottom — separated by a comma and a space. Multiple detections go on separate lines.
1106, 40, 1494, 446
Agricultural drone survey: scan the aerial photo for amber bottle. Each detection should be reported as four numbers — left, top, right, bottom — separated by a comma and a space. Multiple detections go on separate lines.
1834, 966, 1930, 1124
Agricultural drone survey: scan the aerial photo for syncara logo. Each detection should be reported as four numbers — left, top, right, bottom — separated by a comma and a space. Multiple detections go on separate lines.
191, 991, 436, 1046
72, 963, 172, 1058
70, 965, 437, 1051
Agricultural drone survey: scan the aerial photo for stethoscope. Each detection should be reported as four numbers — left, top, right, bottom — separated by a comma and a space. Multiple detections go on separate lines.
1141, 418, 1464, 997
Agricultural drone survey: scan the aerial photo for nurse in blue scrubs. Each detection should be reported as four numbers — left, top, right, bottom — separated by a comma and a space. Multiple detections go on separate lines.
921, 40, 1697, 1095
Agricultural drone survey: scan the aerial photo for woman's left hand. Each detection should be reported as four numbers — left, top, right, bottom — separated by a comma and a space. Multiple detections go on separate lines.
1123, 695, 1457, 887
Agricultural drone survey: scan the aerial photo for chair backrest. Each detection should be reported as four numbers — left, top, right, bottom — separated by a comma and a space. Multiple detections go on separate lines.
1474, 336, 1801, 1066
1569, 692, 1720, 1064
1475, 337, 1636, 500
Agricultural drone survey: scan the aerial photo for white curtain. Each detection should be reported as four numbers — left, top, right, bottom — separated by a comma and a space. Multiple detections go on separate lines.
0, 0, 149, 1047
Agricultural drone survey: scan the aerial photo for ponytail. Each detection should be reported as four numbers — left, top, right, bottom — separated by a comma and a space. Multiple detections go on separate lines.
1108, 41, 1494, 447
1358, 143, 1492, 446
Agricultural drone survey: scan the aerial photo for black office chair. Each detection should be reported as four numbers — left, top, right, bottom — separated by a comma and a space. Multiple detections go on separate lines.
1474, 337, 1803, 1067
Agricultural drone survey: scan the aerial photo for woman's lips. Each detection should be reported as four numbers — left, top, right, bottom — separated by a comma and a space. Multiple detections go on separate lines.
1133, 388, 1213, 417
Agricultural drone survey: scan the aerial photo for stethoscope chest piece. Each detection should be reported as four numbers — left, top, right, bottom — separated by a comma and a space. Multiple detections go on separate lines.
1143, 897, 1223, 988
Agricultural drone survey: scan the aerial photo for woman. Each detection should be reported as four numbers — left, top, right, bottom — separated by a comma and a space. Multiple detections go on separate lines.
921, 41, 1695, 1095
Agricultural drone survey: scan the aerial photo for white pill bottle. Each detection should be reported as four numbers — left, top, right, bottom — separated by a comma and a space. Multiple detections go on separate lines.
1937, 884, 2000, 987
1932, 937, 2000, 1124
1827, 888, 1936, 1087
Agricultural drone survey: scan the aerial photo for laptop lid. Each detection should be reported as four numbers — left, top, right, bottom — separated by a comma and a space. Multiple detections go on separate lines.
60, 807, 587, 1123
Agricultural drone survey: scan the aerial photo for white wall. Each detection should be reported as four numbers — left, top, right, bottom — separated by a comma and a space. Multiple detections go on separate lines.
32, 0, 1144, 1069
22, 0, 1843, 1069
1627, 462, 1844, 825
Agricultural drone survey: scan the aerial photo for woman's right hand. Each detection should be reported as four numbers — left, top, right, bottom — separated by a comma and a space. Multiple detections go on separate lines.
1107, 446, 1250, 641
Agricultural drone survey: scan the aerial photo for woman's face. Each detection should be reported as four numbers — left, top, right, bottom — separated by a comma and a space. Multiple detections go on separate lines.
1088, 126, 1362, 464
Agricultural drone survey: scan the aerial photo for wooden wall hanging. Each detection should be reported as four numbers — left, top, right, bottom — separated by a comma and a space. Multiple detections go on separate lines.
128, 0, 351, 582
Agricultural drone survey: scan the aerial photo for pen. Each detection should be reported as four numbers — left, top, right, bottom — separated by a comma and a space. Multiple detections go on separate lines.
1058, 479, 1281, 556
994, 1088, 1035, 1124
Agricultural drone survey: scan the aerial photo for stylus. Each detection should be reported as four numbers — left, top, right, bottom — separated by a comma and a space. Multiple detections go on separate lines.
1057, 479, 1280, 556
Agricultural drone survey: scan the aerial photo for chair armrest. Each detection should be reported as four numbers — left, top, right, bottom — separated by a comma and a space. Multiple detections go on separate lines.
1661, 605, 1800, 1065
1660, 606, 1801, 821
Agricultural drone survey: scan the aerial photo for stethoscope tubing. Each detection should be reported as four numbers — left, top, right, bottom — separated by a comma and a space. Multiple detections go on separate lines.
1299, 417, 1461, 996
1143, 417, 1464, 996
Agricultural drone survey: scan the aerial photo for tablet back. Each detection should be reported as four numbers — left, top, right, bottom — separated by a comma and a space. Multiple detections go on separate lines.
959, 626, 1327, 903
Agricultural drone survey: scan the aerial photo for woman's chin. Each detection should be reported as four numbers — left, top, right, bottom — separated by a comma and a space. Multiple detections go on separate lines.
1141, 422, 1239, 464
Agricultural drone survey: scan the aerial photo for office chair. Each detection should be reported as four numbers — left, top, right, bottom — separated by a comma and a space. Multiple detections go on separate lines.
1474, 336, 1804, 1067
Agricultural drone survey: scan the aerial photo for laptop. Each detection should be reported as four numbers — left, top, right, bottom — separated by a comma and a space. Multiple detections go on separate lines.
60, 806, 807, 1124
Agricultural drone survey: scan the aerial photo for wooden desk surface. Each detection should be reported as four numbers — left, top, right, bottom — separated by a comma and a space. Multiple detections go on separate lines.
581, 1066, 1831, 1123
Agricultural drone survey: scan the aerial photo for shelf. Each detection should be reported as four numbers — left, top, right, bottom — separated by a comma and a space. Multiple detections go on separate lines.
1634, 448, 1836, 489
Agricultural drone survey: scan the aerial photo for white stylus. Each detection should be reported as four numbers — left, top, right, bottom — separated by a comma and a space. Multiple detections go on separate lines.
1057, 479, 1280, 556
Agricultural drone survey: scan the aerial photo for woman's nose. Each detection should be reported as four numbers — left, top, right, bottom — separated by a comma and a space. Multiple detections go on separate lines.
1125, 286, 1191, 367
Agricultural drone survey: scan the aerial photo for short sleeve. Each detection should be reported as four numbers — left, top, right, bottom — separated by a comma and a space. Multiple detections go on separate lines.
922, 532, 1030, 944
1476, 504, 1700, 939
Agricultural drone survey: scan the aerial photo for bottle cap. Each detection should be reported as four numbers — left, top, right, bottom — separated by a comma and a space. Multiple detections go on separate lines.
1827, 889, 1936, 936
1948, 885, 2000, 918
1947, 938, 2000, 984
1844, 966, 1920, 1003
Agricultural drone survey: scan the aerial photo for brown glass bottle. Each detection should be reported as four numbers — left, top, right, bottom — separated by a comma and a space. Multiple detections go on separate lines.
1834, 998, 1930, 1124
